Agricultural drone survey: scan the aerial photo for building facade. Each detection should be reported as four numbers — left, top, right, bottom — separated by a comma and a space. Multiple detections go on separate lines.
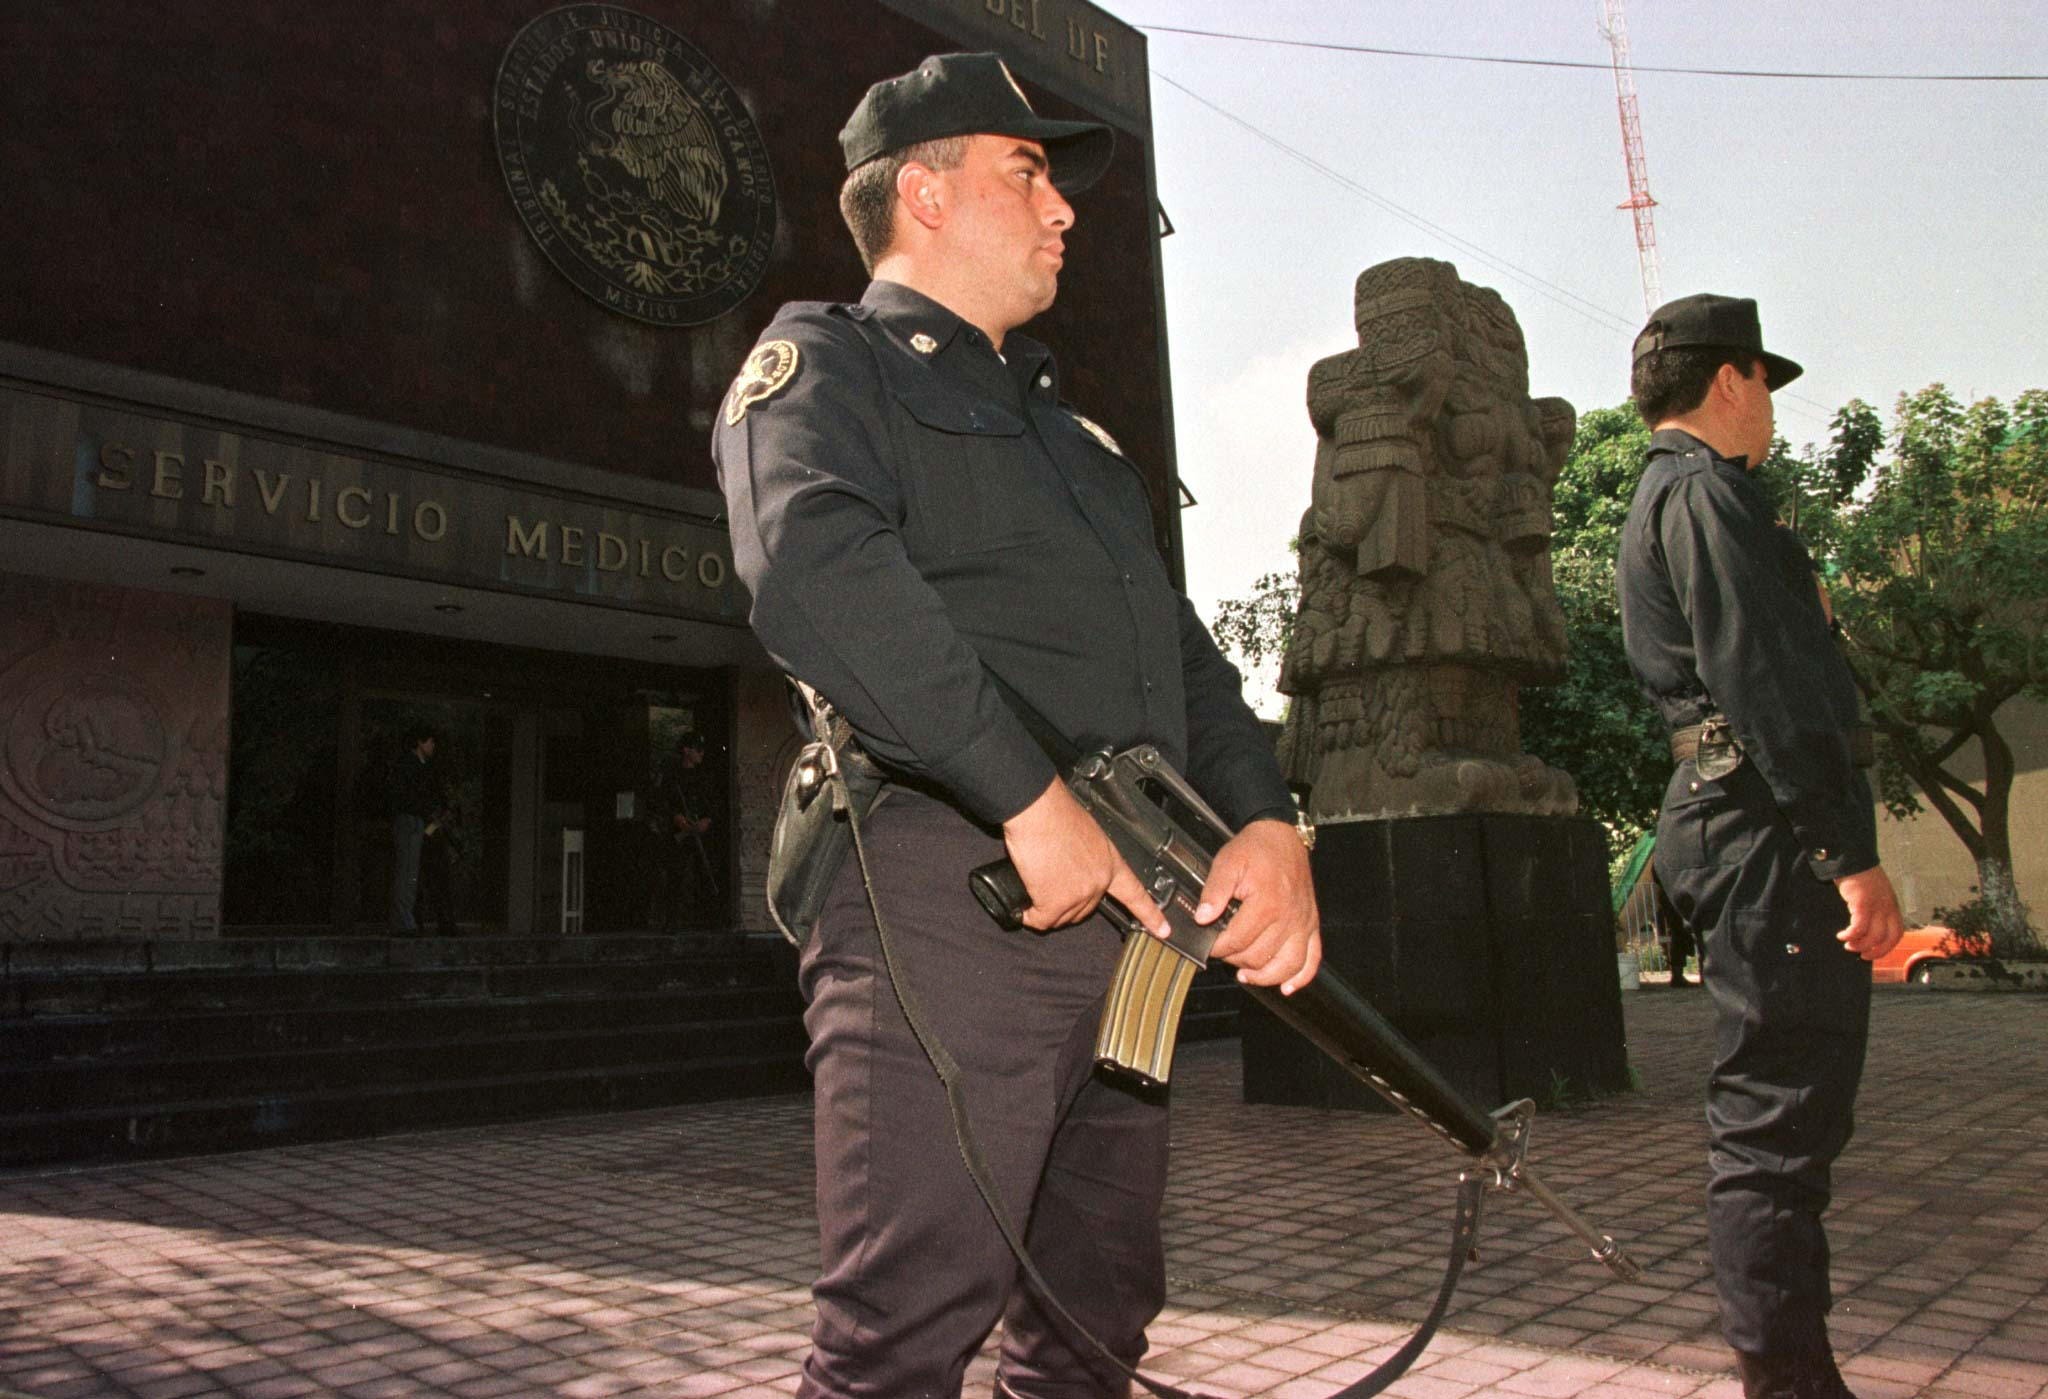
0, 0, 1178, 941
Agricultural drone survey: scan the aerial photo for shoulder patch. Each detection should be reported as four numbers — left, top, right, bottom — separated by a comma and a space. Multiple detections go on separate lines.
1069, 411, 1122, 457
724, 340, 801, 425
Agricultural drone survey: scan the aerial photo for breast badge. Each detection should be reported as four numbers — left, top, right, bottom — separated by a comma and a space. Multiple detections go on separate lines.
724, 341, 801, 425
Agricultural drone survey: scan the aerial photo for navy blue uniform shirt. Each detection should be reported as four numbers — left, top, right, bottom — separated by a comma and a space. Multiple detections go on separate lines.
713, 279, 1294, 831
1617, 427, 1878, 881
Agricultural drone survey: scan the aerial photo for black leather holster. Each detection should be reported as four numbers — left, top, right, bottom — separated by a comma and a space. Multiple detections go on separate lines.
765, 680, 888, 947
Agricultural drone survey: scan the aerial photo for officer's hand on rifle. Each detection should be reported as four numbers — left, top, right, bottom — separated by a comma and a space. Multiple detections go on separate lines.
1197, 818, 1322, 996
1835, 864, 1905, 961
1002, 777, 1169, 936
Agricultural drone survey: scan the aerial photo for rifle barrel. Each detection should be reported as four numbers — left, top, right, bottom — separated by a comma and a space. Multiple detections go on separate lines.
1247, 971, 1500, 1156
1248, 970, 1641, 1282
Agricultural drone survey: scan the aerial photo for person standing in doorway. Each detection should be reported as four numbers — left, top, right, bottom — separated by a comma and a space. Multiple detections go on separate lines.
416, 763, 462, 938
388, 726, 436, 934
653, 730, 720, 930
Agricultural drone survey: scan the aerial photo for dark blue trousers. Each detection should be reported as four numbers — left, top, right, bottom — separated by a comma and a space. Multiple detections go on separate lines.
796, 790, 1169, 1399
1657, 760, 1872, 1357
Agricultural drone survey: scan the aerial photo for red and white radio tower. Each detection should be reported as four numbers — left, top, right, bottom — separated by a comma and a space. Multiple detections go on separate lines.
1599, 0, 1663, 315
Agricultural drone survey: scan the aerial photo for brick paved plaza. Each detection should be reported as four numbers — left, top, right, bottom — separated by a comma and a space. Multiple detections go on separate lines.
3, 988, 2043, 1398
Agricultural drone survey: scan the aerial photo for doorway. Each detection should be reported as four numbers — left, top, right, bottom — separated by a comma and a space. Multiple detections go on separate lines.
353, 696, 515, 934
222, 614, 732, 935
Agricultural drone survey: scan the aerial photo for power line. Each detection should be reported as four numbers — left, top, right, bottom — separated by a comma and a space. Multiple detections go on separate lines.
1154, 72, 1839, 427
1138, 25, 2048, 82
1156, 73, 1634, 334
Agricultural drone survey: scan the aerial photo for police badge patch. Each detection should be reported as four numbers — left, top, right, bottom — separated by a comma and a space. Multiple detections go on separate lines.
1069, 412, 1123, 457
724, 341, 801, 425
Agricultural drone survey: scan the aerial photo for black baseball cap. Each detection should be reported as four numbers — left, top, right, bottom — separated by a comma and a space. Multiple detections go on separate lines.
1632, 293, 1803, 390
838, 52, 1115, 194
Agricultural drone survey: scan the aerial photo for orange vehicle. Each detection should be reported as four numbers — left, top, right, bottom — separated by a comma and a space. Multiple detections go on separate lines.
1872, 925, 1990, 985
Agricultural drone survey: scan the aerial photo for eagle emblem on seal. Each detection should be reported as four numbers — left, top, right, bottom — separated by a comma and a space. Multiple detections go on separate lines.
725, 341, 801, 425
580, 59, 728, 227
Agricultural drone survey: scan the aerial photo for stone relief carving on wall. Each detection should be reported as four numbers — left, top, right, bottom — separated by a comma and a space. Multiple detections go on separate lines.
1276, 257, 1579, 823
0, 575, 230, 939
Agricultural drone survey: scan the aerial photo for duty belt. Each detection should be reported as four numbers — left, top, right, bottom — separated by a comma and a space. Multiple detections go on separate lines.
1669, 719, 1873, 768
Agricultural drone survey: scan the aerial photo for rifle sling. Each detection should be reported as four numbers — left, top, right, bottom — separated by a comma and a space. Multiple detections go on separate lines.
828, 667, 1485, 1398
841, 779, 1197, 1398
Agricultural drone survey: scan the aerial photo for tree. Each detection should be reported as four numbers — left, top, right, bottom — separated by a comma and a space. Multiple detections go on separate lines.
1209, 564, 1297, 676
1511, 407, 1665, 859
1825, 386, 2048, 950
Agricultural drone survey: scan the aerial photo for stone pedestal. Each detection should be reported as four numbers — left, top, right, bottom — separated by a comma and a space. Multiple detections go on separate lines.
1242, 813, 1627, 1112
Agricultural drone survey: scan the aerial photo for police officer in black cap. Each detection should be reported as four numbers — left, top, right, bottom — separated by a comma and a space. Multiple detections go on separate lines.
1617, 294, 1904, 1399
713, 52, 1320, 1397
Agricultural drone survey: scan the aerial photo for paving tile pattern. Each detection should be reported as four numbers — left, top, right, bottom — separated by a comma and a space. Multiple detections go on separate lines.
1, 988, 2042, 1397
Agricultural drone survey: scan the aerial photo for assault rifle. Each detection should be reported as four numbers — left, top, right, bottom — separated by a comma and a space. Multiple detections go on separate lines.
968, 742, 1640, 1286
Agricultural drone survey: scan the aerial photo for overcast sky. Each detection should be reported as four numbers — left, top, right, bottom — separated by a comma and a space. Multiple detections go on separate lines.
1092, 2, 2046, 709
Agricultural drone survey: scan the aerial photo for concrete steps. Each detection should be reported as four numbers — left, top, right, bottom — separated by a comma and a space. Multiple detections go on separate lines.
0, 934, 1245, 1170
0, 935, 809, 1169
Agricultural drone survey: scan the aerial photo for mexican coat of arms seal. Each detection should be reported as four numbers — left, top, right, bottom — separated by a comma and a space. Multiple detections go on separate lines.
493, 6, 777, 326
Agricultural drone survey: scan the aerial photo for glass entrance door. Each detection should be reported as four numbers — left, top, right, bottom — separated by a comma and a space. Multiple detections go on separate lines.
224, 614, 730, 936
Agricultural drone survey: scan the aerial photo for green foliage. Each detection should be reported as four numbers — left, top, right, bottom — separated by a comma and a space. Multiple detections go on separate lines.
1834, 389, 2048, 753
1519, 408, 1667, 860
1547, 405, 1651, 555
1539, 1068, 1583, 1111
1932, 890, 2045, 963
1747, 399, 1885, 560
1825, 387, 2048, 939
1209, 566, 1298, 672
1538, 1064, 1639, 1110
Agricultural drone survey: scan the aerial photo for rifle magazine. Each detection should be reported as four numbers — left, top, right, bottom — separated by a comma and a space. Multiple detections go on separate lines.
1094, 931, 1198, 1087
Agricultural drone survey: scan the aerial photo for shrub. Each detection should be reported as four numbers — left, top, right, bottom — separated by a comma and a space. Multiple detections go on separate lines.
1932, 890, 2046, 963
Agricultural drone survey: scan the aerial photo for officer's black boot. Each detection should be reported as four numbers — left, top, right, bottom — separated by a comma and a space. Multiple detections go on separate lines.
1797, 1336, 1860, 1399
1736, 1350, 1802, 1399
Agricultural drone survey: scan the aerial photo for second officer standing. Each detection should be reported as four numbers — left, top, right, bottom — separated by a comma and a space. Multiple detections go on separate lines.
1617, 293, 1904, 1399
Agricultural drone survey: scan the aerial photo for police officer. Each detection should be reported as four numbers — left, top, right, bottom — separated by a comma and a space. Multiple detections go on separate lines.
713, 52, 1320, 1399
652, 731, 720, 930
1617, 294, 1904, 1399
387, 726, 436, 934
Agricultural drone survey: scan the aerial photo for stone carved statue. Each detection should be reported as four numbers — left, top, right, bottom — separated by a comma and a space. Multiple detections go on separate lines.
1276, 257, 1579, 821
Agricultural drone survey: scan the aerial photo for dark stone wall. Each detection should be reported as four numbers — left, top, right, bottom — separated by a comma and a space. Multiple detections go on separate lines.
1242, 813, 1629, 1113
0, 2, 1168, 519
0, 574, 231, 939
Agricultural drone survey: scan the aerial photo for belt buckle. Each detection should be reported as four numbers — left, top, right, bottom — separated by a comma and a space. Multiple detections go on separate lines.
1694, 716, 1742, 781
